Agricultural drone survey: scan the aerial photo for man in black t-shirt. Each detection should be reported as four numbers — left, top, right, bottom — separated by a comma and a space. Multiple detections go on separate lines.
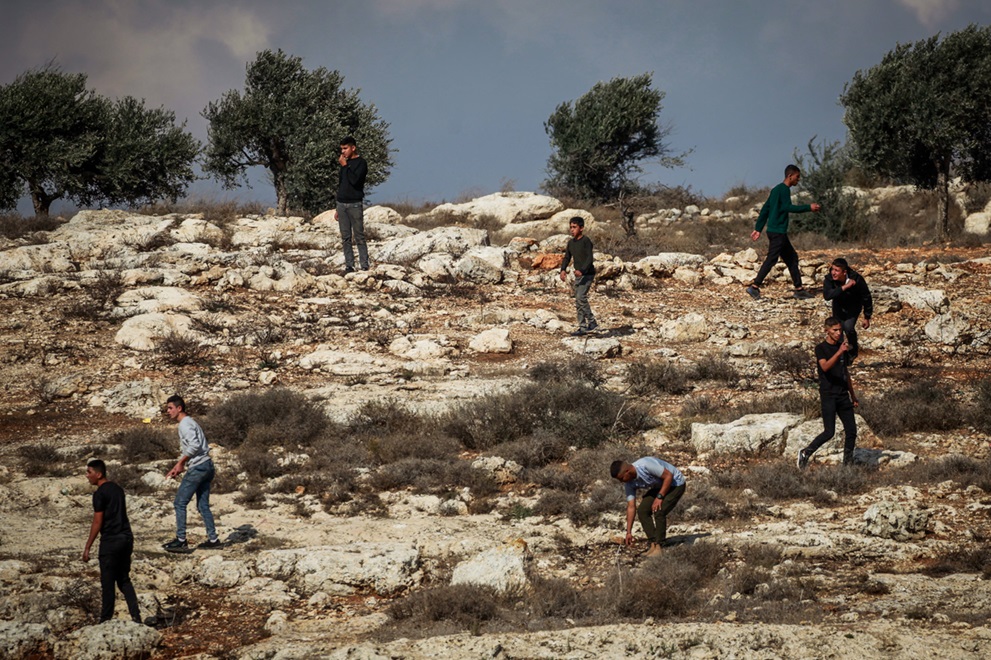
83, 459, 141, 624
797, 317, 859, 470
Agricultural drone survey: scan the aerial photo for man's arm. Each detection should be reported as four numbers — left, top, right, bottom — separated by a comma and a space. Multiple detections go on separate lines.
847, 373, 859, 407
650, 470, 674, 513
83, 511, 103, 562
818, 342, 849, 373
624, 499, 636, 546
166, 454, 190, 480
861, 278, 873, 327
559, 242, 573, 281
753, 197, 771, 235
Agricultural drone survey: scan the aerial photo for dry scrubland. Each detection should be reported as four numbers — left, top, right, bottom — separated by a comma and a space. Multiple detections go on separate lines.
1, 185, 991, 658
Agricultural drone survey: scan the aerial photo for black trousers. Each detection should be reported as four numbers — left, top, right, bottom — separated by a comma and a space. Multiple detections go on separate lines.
753, 232, 802, 288
839, 316, 860, 362
99, 537, 140, 623
805, 393, 857, 464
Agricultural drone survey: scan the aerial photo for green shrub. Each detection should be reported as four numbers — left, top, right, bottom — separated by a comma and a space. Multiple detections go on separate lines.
203, 388, 329, 449
626, 361, 693, 396
861, 379, 964, 437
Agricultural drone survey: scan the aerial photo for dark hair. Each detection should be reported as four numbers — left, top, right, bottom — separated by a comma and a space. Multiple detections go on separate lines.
87, 459, 106, 477
825, 316, 841, 327
166, 394, 186, 413
610, 460, 625, 479
784, 164, 800, 177
831, 257, 849, 271
569, 216, 585, 228
340, 136, 357, 147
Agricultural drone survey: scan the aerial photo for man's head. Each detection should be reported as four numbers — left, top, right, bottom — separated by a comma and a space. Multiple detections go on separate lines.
340, 136, 357, 160
165, 394, 186, 421
784, 164, 801, 186
829, 258, 850, 281
568, 216, 585, 238
86, 459, 106, 485
610, 460, 637, 482
824, 316, 843, 344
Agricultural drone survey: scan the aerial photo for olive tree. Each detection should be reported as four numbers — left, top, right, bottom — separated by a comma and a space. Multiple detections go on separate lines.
841, 24, 991, 241
544, 73, 686, 204
202, 49, 392, 215
0, 64, 199, 216
792, 137, 869, 241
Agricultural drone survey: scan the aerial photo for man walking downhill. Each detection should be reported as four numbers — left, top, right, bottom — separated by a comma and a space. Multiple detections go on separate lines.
746, 164, 822, 300
611, 457, 686, 557
83, 459, 142, 624
798, 317, 859, 469
335, 135, 369, 273
560, 216, 598, 336
823, 257, 873, 364
162, 395, 221, 553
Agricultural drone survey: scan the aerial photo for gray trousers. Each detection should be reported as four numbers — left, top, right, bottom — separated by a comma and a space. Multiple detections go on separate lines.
337, 202, 368, 270
574, 273, 596, 329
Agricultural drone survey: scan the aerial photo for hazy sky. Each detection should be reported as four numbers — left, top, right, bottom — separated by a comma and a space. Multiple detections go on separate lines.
2, 0, 989, 213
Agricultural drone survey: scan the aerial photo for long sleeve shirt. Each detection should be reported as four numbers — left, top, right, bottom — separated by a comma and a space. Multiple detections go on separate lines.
337, 156, 367, 203
823, 267, 873, 320
754, 182, 812, 234
561, 235, 595, 276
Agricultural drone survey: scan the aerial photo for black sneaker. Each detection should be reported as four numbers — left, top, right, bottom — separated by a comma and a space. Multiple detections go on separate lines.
797, 449, 810, 471
746, 285, 761, 300
162, 538, 189, 553
793, 289, 814, 300
198, 539, 223, 549
586, 321, 599, 332
571, 328, 588, 337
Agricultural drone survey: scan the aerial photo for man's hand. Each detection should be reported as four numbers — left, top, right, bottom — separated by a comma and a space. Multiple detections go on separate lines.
651, 497, 664, 513
338, 154, 348, 167
624, 532, 634, 546
559, 270, 567, 282
841, 277, 856, 291
750, 230, 761, 241
839, 339, 850, 354
334, 210, 338, 221
811, 203, 822, 212
82, 549, 90, 562
863, 318, 871, 329
573, 269, 582, 278
852, 396, 859, 408
166, 464, 182, 480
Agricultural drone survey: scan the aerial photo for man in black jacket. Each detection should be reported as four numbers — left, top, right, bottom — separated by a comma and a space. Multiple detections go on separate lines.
822, 257, 873, 363
335, 136, 369, 273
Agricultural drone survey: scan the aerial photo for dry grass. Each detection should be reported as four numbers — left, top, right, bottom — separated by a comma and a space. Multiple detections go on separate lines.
861, 378, 964, 437
113, 426, 175, 463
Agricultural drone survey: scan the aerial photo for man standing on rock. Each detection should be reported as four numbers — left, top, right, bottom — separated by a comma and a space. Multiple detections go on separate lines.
163, 395, 221, 552
335, 135, 369, 273
798, 317, 859, 470
560, 216, 598, 336
746, 165, 821, 300
610, 457, 686, 557
83, 459, 142, 624
823, 257, 873, 364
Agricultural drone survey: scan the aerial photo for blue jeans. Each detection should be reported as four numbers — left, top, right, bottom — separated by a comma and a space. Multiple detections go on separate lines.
174, 460, 216, 541
337, 202, 369, 270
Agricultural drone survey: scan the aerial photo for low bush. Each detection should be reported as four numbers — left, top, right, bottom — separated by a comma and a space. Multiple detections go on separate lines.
969, 378, 991, 434
488, 430, 570, 469
203, 388, 329, 449
443, 381, 648, 451
156, 330, 210, 367
890, 454, 991, 492
692, 355, 740, 383
861, 379, 964, 437
528, 357, 603, 387
626, 361, 693, 396
0, 213, 64, 239
526, 576, 592, 620
18, 444, 65, 477
388, 584, 502, 630
766, 347, 812, 381
370, 458, 498, 497
113, 427, 175, 463
920, 546, 991, 578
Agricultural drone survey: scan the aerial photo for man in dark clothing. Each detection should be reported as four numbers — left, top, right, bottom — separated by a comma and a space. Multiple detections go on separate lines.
798, 317, 859, 470
559, 216, 597, 336
746, 165, 822, 300
822, 257, 873, 363
83, 459, 142, 624
335, 135, 369, 272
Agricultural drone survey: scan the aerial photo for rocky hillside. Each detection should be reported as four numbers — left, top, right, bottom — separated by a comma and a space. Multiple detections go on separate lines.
1, 190, 991, 659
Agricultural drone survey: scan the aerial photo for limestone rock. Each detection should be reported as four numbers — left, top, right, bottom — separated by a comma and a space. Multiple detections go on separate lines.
691, 413, 805, 455
451, 542, 529, 593
422, 192, 563, 226
198, 555, 253, 588
863, 501, 929, 541
0, 621, 49, 659
377, 226, 489, 264
54, 619, 161, 660
563, 336, 621, 358
255, 543, 422, 596
634, 253, 706, 277
468, 328, 512, 353
113, 312, 197, 351
471, 456, 522, 485
657, 312, 709, 342
924, 313, 973, 345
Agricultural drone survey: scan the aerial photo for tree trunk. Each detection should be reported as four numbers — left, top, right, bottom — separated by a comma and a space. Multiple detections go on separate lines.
936, 163, 950, 243
272, 167, 288, 216
28, 181, 53, 217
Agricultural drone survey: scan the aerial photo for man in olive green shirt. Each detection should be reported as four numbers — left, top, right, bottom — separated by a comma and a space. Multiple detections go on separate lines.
746, 165, 821, 300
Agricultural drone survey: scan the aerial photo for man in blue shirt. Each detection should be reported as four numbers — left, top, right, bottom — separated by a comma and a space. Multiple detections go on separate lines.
611, 457, 687, 557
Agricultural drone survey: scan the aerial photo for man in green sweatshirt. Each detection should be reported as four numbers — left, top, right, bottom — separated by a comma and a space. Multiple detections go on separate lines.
746, 165, 821, 300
